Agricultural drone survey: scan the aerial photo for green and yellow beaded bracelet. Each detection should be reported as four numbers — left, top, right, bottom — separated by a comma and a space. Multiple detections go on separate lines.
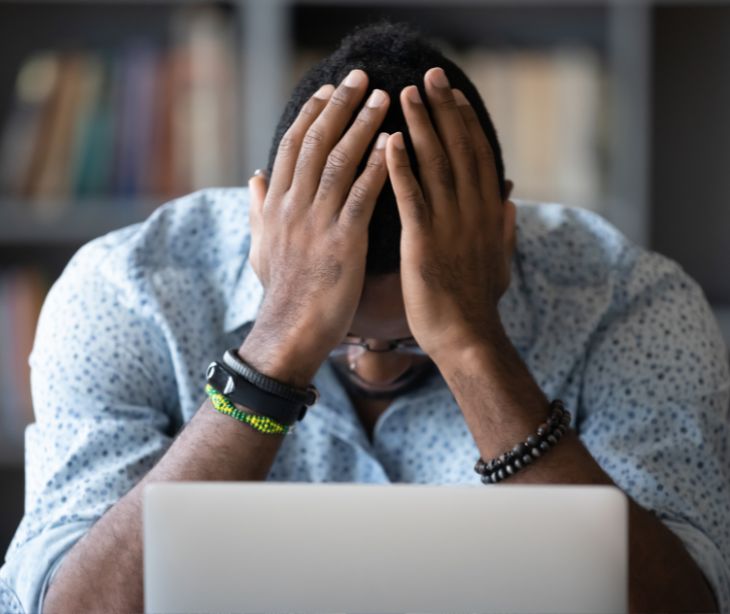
205, 383, 293, 435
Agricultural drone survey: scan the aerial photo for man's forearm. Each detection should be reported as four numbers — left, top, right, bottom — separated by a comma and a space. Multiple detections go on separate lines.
42, 399, 285, 614
435, 327, 718, 613
41, 323, 326, 614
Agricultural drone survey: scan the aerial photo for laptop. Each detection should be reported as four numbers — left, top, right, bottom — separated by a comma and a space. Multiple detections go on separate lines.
144, 483, 627, 613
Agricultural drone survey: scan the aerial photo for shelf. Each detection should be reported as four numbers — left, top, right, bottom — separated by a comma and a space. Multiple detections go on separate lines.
0, 199, 156, 244
0, 0, 225, 4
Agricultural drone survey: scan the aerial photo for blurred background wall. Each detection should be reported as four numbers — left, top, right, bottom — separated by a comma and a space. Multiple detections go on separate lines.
1, 0, 729, 556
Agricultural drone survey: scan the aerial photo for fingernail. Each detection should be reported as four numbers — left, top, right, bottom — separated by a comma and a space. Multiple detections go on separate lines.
375, 132, 388, 150
253, 168, 268, 178
392, 132, 405, 150
313, 84, 334, 99
366, 89, 386, 108
406, 85, 421, 104
429, 67, 449, 88
452, 89, 469, 106
344, 69, 365, 88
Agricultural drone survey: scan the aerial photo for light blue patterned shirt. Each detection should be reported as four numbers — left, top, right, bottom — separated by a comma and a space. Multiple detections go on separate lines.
1, 188, 729, 613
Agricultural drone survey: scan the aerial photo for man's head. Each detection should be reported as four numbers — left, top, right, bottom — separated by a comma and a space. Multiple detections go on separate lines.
268, 21, 507, 275
263, 22, 511, 398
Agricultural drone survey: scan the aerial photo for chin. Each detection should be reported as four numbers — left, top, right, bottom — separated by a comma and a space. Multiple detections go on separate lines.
329, 359, 437, 400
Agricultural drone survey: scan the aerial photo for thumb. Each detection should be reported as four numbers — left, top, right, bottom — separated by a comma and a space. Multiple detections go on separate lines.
248, 168, 268, 211
248, 169, 269, 280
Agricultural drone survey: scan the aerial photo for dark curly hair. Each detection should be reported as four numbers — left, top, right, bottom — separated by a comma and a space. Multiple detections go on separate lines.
267, 21, 506, 274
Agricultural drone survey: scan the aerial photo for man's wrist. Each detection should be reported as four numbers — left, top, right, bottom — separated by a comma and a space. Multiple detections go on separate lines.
434, 322, 549, 443
427, 314, 507, 372
237, 328, 323, 389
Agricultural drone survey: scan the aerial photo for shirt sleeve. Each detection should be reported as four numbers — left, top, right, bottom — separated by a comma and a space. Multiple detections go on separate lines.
0, 235, 177, 614
579, 247, 730, 609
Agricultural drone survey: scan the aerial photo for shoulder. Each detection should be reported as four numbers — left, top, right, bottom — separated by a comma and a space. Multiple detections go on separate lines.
513, 199, 637, 287
81, 186, 252, 273
513, 199, 696, 300
55, 187, 253, 316
507, 200, 727, 384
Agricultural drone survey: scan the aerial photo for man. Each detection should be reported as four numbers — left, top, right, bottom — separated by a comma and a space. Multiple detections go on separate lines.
1, 22, 728, 613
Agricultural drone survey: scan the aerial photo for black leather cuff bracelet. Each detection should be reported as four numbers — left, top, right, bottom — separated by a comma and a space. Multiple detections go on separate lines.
222, 347, 318, 406
205, 361, 317, 426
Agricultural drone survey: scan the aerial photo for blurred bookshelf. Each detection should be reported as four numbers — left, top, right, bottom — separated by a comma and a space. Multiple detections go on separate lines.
1, 0, 730, 470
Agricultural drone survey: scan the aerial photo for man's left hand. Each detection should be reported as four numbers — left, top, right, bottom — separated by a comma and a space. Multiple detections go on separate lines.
385, 67, 516, 363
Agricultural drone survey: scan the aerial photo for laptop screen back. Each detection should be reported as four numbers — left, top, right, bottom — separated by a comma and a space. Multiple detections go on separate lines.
144, 482, 627, 614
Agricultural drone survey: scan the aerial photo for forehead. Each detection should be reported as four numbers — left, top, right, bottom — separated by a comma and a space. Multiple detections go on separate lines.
349, 273, 411, 339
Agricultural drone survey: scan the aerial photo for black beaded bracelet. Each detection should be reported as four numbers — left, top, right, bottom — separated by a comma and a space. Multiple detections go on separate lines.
474, 399, 572, 484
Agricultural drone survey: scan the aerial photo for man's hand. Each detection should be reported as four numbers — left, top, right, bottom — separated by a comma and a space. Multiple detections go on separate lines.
242, 70, 390, 386
385, 67, 516, 364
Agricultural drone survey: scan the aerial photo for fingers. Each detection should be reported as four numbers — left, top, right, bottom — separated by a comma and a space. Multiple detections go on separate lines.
452, 88, 501, 204
268, 84, 334, 196
399, 85, 455, 209
292, 69, 370, 198
385, 131, 429, 229
339, 132, 389, 228
423, 67, 480, 203
314, 86, 390, 214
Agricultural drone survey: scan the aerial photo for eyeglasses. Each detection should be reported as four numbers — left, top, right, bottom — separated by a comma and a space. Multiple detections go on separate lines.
330, 335, 427, 359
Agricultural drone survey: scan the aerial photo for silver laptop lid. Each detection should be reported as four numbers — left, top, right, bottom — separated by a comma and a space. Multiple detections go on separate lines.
144, 483, 627, 614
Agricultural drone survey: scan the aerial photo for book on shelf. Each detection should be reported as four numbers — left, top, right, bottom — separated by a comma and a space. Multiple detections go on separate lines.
456, 46, 606, 212
0, 52, 57, 202
74, 51, 117, 200
113, 41, 159, 199
0, 5, 240, 219
0, 267, 48, 460
24, 53, 93, 213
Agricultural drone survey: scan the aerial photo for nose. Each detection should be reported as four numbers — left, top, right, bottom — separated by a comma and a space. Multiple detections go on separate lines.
347, 345, 413, 385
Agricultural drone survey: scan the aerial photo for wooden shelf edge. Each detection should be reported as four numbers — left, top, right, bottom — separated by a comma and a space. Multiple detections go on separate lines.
0, 199, 157, 245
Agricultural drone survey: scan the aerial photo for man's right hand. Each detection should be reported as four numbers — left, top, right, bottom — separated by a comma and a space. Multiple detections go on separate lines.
240, 69, 390, 387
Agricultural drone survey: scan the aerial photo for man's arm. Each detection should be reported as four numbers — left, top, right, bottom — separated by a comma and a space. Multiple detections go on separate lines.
438, 336, 718, 613
384, 67, 722, 612
43, 69, 392, 613
41, 392, 286, 614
